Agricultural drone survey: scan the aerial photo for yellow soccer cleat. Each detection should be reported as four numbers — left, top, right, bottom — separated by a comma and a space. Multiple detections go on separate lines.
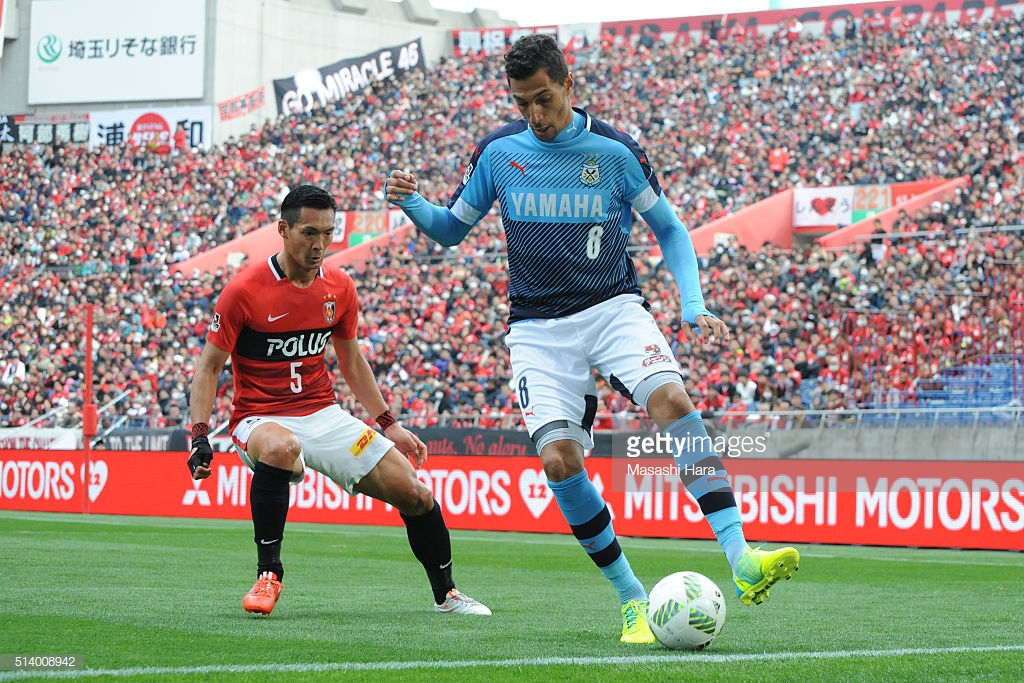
733, 545, 800, 606
620, 599, 656, 643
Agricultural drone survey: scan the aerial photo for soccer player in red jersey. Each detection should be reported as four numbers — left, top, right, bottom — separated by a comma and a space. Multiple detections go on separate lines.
187, 184, 489, 617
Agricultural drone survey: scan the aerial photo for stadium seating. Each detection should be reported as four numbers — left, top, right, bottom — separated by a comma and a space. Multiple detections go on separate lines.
2, 11, 1023, 431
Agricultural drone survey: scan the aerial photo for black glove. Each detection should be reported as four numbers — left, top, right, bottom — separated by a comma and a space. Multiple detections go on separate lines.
188, 435, 213, 477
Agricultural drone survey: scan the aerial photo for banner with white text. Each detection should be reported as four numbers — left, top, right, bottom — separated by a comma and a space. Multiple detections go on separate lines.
273, 39, 424, 116
1, 452, 1020, 550
0, 429, 80, 451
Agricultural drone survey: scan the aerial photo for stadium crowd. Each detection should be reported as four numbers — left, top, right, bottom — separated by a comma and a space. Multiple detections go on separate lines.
1, 10, 1023, 432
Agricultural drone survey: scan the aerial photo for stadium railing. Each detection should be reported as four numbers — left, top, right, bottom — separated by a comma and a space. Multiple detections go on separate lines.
425, 406, 1022, 434
6, 389, 132, 433
706, 406, 1023, 434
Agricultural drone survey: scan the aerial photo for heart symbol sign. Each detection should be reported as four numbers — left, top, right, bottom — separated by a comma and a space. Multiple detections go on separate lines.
80, 460, 108, 502
810, 197, 836, 215
518, 469, 553, 519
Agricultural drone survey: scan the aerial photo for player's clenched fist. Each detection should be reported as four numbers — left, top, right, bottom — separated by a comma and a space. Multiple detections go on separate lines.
187, 423, 214, 479
385, 169, 417, 203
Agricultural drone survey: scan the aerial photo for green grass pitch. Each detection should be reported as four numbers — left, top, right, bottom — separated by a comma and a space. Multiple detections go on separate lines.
1, 511, 1022, 681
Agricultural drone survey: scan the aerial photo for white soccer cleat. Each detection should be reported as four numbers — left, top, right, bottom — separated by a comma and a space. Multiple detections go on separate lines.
434, 589, 492, 615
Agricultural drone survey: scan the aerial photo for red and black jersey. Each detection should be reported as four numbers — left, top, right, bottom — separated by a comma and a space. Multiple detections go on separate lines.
207, 255, 358, 430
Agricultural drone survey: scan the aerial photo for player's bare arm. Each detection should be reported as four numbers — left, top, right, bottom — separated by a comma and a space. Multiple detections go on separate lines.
331, 337, 427, 467
188, 341, 230, 480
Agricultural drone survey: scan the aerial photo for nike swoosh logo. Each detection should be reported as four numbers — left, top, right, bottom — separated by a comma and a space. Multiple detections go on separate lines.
439, 560, 453, 570
267, 313, 289, 322
259, 538, 280, 545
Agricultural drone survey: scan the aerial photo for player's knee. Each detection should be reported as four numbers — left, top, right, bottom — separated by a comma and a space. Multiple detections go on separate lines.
392, 479, 434, 516
539, 444, 584, 483
646, 383, 696, 420
253, 431, 302, 470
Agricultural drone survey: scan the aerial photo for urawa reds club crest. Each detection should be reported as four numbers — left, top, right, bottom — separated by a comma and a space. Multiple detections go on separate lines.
323, 297, 336, 324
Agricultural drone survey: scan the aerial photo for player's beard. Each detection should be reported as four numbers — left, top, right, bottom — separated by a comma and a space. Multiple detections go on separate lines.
529, 123, 554, 141
530, 102, 572, 142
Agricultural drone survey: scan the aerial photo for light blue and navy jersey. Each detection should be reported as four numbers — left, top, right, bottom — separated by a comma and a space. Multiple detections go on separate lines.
393, 107, 710, 326
448, 108, 661, 322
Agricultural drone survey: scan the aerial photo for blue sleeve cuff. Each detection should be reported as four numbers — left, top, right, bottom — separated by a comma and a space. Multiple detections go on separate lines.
640, 196, 713, 324
396, 193, 473, 247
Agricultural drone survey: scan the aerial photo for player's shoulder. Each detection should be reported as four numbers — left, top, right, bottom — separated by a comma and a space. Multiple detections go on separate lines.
220, 258, 276, 298
319, 266, 358, 301
583, 110, 647, 155
320, 266, 355, 289
474, 119, 531, 156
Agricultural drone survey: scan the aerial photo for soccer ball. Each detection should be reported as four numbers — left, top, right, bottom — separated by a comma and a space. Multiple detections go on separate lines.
648, 571, 726, 650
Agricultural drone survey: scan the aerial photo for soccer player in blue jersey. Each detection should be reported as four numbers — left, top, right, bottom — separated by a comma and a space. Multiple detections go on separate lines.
386, 33, 798, 643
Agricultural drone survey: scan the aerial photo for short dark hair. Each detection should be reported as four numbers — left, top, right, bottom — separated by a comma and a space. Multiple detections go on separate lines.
504, 33, 568, 83
280, 184, 338, 225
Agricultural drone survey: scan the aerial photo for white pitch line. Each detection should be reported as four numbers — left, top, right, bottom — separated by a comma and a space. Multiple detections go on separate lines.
6, 512, 1022, 565
2, 645, 1022, 680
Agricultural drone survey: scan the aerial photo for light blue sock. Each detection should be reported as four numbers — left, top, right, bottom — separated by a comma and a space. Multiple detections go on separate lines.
666, 413, 748, 574
706, 508, 748, 573
600, 555, 647, 603
548, 471, 647, 603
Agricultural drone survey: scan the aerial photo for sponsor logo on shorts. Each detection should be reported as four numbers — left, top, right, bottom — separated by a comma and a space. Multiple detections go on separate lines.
643, 344, 661, 354
642, 354, 671, 367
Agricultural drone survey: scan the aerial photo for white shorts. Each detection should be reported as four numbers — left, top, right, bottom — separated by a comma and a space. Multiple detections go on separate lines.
506, 293, 683, 452
231, 404, 392, 493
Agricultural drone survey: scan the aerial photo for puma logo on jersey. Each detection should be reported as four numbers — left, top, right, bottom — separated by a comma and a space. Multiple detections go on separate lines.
508, 190, 607, 222
509, 160, 528, 175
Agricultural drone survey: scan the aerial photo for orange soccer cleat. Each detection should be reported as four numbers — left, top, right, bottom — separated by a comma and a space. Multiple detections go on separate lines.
243, 571, 283, 615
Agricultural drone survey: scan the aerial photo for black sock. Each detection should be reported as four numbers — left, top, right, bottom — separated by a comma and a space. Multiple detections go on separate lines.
251, 461, 292, 581
401, 499, 454, 604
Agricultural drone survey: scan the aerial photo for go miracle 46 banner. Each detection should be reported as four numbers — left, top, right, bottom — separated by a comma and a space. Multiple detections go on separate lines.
1, 451, 1021, 551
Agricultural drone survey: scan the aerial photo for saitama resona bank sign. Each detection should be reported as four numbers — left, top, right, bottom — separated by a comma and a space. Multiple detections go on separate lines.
28, 0, 207, 104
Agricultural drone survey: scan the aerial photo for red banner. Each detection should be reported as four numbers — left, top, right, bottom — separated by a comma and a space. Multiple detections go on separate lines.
217, 86, 267, 121
890, 178, 949, 206
599, 0, 1020, 46
1, 451, 1021, 550
453, 1, 1022, 53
